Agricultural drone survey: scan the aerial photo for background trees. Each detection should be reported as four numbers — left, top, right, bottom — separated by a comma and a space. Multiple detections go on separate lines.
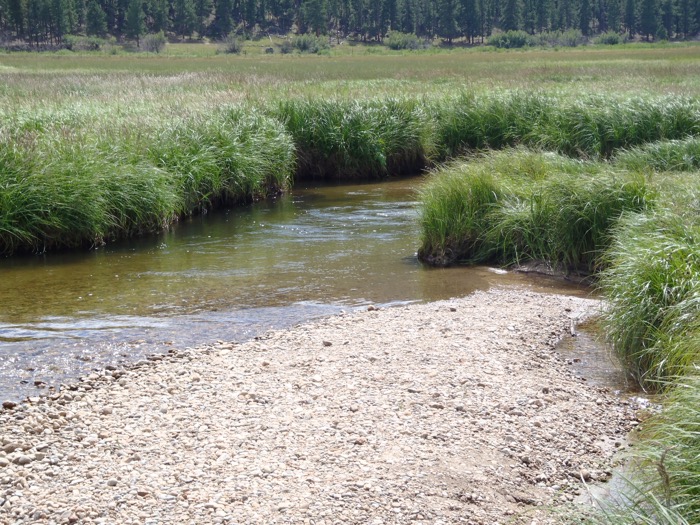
1, 0, 697, 46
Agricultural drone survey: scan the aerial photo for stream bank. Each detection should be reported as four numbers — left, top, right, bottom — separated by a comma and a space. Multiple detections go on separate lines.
0, 289, 639, 524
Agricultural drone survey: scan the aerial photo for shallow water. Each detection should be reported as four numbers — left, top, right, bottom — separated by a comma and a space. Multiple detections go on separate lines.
1, 176, 599, 401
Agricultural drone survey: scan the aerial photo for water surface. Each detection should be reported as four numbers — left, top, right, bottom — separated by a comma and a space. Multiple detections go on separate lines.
0, 177, 589, 401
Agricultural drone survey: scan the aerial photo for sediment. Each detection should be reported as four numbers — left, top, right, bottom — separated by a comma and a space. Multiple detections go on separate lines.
0, 289, 638, 524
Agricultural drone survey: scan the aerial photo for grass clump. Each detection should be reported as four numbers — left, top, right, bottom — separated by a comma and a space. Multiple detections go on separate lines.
598, 208, 700, 388
614, 137, 700, 173
433, 92, 700, 160
385, 31, 424, 50
0, 108, 294, 255
274, 98, 436, 179
147, 108, 294, 212
582, 373, 700, 525
417, 149, 654, 269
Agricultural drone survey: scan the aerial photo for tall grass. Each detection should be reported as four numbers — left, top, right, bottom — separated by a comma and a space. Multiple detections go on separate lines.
272, 97, 436, 179
598, 209, 700, 389
418, 150, 654, 269
0, 108, 294, 254
614, 137, 700, 173
433, 92, 700, 159
582, 373, 700, 525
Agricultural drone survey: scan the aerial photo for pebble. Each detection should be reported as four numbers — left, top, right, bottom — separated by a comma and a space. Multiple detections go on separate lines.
0, 290, 636, 525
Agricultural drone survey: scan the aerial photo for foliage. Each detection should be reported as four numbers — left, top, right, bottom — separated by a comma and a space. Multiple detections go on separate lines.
487, 30, 533, 49
291, 33, 329, 53
63, 34, 106, 51
217, 32, 242, 53
1, 0, 697, 48
143, 31, 167, 53
417, 149, 654, 268
614, 137, 700, 172
385, 31, 423, 50
599, 208, 700, 388
0, 108, 294, 255
433, 92, 700, 160
595, 31, 624, 44
273, 97, 436, 178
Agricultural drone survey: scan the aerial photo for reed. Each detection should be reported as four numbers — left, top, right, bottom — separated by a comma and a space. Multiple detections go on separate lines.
418, 150, 654, 270
433, 92, 700, 160
581, 373, 700, 525
273, 97, 436, 179
0, 108, 295, 255
598, 209, 700, 388
614, 137, 700, 173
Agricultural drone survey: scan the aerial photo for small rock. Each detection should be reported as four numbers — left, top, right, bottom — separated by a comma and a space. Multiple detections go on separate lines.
322, 341, 332, 347
0, 458, 9, 467
100, 406, 113, 416
107, 479, 118, 487
13, 455, 32, 466
367, 305, 377, 311
2, 401, 17, 410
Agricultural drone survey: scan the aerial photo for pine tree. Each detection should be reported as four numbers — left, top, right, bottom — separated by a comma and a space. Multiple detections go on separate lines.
437, 0, 458, 41
607, 0, 621, 31
638, 0, 656, 38
460, 0, 480, 41
677, 0, 696, 37
86, 0, 107, 34
383, 0, 397, 29
125, 0, 145, 45
194, 0, 212, 36
535, 0, 549, 31
173, 0, 196, 37
7, 0, 25, 37
26, 0, 48, 44
301, 0, 327, 34
659, 0, 672, 37
624, 0, 636, 35
399, 0, 414, 32
210, 0, 232, 36
521, 0, 535, 32
148, 0, 169, 32
580, 0, 591, 34
500, 0, 519, 30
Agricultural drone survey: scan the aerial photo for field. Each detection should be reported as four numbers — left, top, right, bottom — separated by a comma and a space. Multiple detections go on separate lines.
2, 43, 700, 522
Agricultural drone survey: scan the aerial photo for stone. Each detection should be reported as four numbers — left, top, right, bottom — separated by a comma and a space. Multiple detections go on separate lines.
13, 455, 32, 465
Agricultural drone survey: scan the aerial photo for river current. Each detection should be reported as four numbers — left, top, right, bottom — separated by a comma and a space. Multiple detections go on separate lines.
0, 177, 596, 401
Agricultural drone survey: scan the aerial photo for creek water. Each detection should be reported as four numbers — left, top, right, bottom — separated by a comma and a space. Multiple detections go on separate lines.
1, 176, 607, 402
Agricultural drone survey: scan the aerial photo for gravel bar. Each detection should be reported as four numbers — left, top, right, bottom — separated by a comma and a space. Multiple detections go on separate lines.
0, 289, 638, 524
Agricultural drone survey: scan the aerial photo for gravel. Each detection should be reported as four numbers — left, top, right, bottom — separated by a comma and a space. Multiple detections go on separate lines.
0, 289, 638, 524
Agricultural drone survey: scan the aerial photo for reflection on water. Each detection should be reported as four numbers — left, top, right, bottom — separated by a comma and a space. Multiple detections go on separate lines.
0, 176, 589, 401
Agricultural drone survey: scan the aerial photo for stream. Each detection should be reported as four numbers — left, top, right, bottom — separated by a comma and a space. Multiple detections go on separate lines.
0, 176, 620, 402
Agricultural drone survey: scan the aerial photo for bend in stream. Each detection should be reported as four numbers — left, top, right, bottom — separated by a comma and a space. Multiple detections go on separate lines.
1, 177, 612, 402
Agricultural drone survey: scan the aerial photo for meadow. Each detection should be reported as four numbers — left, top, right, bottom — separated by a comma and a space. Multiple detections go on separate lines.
2, 43, 700, 522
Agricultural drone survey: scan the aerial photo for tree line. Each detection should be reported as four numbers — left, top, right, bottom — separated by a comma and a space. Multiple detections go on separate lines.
1, 0, 698, 47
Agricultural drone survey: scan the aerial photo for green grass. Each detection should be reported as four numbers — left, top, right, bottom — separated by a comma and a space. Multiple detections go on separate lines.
614, 137, 700, 172
417, 149, 654, 270
432, 92, 700, 159
581, 373, 700, 525
0, 107, 294, 254
598, 209, 700, 389
272, 97, 436, 179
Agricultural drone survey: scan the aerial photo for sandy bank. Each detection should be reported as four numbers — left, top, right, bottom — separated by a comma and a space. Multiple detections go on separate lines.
0, 289, 637, 524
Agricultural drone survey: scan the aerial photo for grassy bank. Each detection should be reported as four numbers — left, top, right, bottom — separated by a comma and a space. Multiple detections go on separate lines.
4, 88, 700, 255
0, 109, 294, 254
417, 150, 654, 268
